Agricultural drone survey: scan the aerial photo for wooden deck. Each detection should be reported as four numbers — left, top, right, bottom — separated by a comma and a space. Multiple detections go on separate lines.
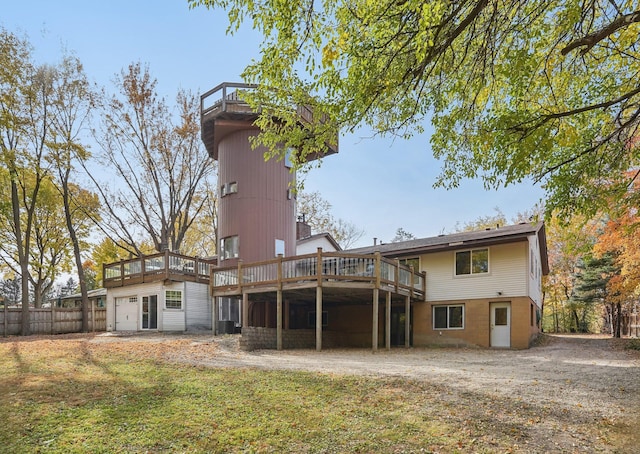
103, 251, 215, 288
211, 250, 425, 301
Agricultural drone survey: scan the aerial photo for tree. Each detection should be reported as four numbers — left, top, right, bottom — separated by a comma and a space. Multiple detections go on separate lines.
178, 181, 218, 257
570, 252, 620, 334
297, 190, 364, 249
594, 207, 640, 337
191, 0, 640, 219
391, 228, 416, 243
0, 277, 21, 307
542, 214, 601, 333
0, 28, 58, 334
92, 63, 216, 255
454, 207, 508, 232
48, 54, 96, 331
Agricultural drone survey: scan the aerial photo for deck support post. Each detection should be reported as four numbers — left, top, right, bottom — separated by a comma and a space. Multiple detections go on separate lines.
385, 291, 391, 350
405, 295, 411, 348
277, 254, 283, 350
212, 297, 218, 335
276, 290, 283, 350
372, 288, 379, 351
242, 293, 249, 329
315, 286, 323, 351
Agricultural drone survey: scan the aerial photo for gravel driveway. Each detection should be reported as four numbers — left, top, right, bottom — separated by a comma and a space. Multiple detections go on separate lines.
94, 332, 640, 452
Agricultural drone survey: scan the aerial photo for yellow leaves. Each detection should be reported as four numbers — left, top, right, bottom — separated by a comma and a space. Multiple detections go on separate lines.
321, 40, 339, 68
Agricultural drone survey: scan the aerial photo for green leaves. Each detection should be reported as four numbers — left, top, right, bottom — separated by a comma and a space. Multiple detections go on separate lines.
191, 0, 640, 219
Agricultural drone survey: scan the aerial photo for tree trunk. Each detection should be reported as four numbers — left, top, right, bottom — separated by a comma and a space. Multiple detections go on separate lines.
571, 309, 580, 333
11, 177, 30, 336
614, 302, 622, 338
61, 174, 90, 333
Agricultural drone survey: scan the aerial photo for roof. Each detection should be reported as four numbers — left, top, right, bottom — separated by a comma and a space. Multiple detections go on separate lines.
296, 232, 342, 251
59, 288, 107, 301
348, 222, 549, 275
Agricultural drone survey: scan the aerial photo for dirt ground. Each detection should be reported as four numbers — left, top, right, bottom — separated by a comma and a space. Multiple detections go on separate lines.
86, 331, 640, 452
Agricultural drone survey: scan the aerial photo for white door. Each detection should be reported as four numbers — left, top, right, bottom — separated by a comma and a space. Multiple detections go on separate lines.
490, 302, 511, 347
115, 297, 138, 331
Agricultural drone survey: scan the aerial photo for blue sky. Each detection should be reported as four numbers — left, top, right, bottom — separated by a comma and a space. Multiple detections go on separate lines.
3, 0, 545, 248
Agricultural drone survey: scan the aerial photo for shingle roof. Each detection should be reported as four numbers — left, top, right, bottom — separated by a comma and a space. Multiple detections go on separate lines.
348, 221, 549, 274
296, 232, 342, 251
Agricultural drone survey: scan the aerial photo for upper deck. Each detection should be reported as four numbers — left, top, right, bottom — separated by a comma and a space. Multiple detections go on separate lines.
200, 82, 338, 160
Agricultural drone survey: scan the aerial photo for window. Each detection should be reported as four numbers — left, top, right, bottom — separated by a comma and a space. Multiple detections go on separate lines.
165, 290, 182, 310
221, 182, 238, 196
218, 297, 241, 324
220, 236, 239, 260
433, 305, 464, 329
455, 248, 488, 275
285, 148, 294, 168
275, 239, 285, 257
400, 257, 420, 271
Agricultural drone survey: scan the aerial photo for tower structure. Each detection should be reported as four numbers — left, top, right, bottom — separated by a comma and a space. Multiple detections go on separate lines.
200, 83, 337, 266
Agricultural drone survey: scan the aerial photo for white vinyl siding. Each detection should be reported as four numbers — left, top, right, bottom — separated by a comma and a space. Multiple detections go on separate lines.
528, 236, 543, 307
185, 282, 212, 330
163, 283, 185, 331
423, 242, 528, 301
107, 282, 165, 332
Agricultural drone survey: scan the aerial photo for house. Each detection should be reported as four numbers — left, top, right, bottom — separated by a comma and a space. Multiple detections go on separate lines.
103, 83, 548, 350
209, 221, 547, 350
348, 222, 549, 349
104, 252, 215, 332
55, 288, 107, 308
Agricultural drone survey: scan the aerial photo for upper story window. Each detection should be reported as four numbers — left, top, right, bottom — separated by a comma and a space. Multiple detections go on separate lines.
400, 257, 420, 271
221, 182, 238, 197
455, 248, 489, 275
220, 235, 239, 260
285, 148, 294, 168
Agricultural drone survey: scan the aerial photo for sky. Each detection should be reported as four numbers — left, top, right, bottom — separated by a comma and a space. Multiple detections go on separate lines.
3, 0, 545, 248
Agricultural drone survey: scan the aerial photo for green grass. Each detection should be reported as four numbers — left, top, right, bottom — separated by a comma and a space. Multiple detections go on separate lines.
0, 336, 631, 453
0, 339, 474, 453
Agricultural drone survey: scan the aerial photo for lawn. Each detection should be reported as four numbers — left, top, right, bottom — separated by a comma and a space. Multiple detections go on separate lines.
0, 335, 631, 453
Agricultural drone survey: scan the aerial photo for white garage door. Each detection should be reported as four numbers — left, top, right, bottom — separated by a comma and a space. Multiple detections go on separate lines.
115, 297, 138, 331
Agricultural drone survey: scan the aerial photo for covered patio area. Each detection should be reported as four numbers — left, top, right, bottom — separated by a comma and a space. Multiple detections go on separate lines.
211, 249, 426, 351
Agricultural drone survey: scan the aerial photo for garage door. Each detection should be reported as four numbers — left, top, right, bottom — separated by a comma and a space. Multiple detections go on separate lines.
115, 297, 138, 331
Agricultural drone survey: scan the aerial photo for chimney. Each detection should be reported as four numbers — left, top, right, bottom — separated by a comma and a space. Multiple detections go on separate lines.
373, 237, 377, 246
296, 214, 312, 240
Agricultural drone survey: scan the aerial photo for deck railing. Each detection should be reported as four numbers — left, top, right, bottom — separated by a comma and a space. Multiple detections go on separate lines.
103, 251, 215, 288
212, 251, 425, 299
201, 82, 257, 117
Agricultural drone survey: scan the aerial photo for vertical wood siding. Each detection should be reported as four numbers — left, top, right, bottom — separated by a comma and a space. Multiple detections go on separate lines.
218, 129, 296, 264
185, 281, 212, 330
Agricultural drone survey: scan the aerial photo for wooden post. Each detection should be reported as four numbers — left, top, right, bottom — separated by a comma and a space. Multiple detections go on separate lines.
372, 288, 379, 351
3, 300, 7, 337
316, 286, 323, 351
277, 253, 283, 350
242, 292, 249, 329
385, 291, 391, 350
51, 300, 56, 335
212, 297, 218, 335
405, 295, 411, 348
276, 290, 283, 350
316, 247, 323, 351
91, 298, 96, 333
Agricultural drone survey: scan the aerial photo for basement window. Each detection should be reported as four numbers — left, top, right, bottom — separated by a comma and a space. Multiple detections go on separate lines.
433, 304, 464, 330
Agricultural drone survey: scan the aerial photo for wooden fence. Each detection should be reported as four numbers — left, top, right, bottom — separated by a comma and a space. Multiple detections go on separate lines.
1, 306, 106, 336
